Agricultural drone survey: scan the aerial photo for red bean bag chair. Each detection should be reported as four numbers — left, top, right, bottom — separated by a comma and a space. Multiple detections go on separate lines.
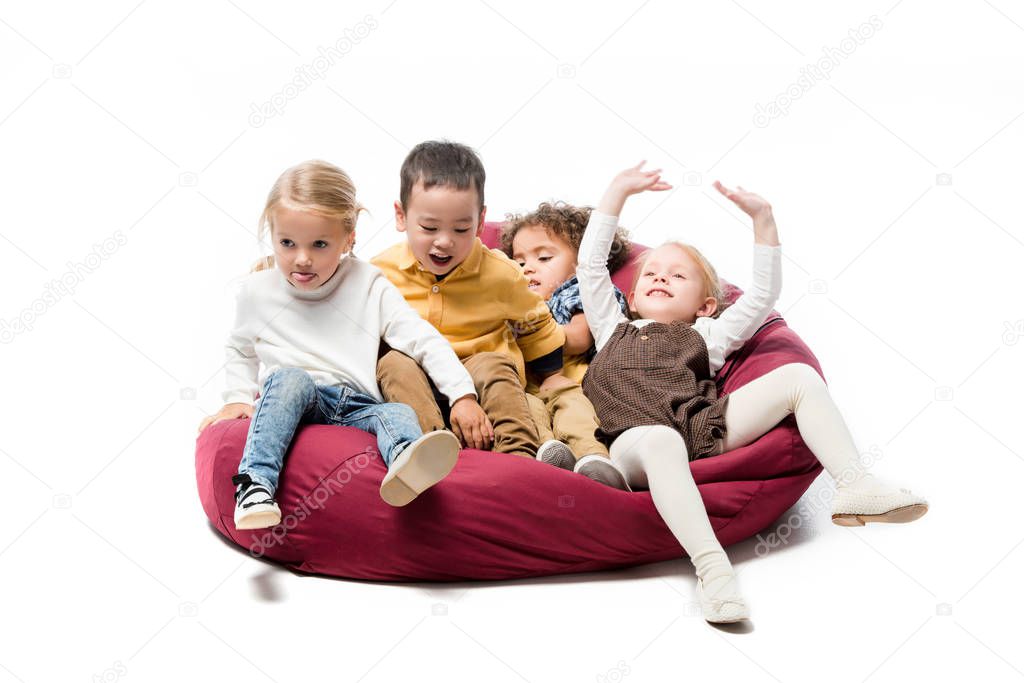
195, 224, 824, 580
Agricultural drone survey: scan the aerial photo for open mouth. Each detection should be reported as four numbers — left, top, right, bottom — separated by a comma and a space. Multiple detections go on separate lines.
292, 272, 317, 284
646, 288, 672, 298
428, 252, 453, 268
527, 279, 542, 290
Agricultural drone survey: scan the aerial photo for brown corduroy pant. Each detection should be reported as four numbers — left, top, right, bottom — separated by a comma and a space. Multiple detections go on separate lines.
376, 349, 540, 458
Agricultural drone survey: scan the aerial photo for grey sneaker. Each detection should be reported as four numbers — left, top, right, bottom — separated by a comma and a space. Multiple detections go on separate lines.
232, 473, 282, 530
574, 454, 630, 491
536, 439, 575, 471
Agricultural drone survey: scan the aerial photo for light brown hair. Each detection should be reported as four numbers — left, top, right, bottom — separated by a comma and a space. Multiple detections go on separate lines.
252, 160, 364, 272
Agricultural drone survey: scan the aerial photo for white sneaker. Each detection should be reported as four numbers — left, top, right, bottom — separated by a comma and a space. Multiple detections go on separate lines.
232, 474, 282, 530
379, 430, 460, 507
536, 439, 575, 470
831, 476, 929, 526
696, 572, 750, 624
574, 454, 631, 491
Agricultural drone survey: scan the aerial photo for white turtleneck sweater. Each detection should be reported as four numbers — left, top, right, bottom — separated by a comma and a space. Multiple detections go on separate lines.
222, 256, 477, 407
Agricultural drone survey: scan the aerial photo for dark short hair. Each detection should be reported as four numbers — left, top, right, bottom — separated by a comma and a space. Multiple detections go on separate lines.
501, 201, 633, 273
400, 140, 486, 211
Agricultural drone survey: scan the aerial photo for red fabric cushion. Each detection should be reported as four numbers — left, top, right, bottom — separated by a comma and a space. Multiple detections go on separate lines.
195, 225, 823, 580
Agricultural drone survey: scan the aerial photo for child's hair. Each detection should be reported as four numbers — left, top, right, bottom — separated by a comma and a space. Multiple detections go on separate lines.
399, 140, 486, 211
500, 202, 633, 273
252, 160, 364, 272
629, 241, 728, 319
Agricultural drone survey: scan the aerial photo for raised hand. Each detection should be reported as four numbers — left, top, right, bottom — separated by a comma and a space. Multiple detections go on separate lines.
713, 181, 779, 246
599, 161, 673, 216
713, 181, 772, 219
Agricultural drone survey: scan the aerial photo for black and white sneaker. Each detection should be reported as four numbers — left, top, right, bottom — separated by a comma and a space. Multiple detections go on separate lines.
536, 439, 576, 471
574, 454, 631, 491
232, 473, 282, 530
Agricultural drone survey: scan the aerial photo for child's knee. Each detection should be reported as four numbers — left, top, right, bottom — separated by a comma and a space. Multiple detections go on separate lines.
472, 351, 516, 371
777, 362, 823, 389
376, 349, 420, 382
266, 367, 315, 399
391, 402, 419, 427
642, 425, 687, 452
466, 352, 519, 384
614, 425, 685, 459
537, 373, 578, 396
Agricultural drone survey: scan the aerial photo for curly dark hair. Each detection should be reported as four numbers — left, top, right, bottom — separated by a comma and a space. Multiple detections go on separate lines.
500, 201, 632, 273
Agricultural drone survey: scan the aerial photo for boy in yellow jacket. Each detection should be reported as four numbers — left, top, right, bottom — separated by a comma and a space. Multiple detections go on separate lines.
372, 141, 566, 459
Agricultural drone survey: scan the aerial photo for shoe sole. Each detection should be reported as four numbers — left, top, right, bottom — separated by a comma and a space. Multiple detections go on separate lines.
705, 607, 750, 624
537, 441, 576, 471
235, 504, 282, 530
832, 503, 929, 526
575, 456, 630, 491
380, 431, 460, 507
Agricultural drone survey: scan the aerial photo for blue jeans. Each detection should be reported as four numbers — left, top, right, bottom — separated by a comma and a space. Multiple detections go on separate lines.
237, 367, 424, 494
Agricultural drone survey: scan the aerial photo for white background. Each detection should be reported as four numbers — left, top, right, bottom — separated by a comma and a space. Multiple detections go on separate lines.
2, 0, 1022, 681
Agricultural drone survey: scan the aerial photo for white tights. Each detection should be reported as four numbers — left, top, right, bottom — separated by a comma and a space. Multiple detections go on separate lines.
609, 362, 869, 586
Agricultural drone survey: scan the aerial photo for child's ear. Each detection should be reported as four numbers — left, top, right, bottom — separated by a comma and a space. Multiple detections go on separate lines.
394, 201, 407, 233
346, 230, 356, 253
697, 297, 718, 318
627, 290, 637, 313
476, 206, 487, 235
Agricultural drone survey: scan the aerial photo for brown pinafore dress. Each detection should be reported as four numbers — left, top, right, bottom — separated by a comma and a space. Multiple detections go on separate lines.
582, 320, 728, 460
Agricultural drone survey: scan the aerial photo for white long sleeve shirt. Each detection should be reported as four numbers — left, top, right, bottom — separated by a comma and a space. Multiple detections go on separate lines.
222, 256, 477, 406
577, 211, 782, 377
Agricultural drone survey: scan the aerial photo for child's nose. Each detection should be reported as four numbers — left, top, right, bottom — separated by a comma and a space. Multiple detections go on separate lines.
434, 234, 454, 249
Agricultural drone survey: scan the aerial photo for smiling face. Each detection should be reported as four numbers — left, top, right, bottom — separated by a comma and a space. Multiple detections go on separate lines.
271, 206, 353, 290
629, 243, 718, 324
510, 224, 578, 299
395, 181, 485, 276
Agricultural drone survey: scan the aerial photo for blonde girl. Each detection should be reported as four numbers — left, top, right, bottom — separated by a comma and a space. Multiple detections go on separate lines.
578, 162, 928, 623
198, 160, 489, 529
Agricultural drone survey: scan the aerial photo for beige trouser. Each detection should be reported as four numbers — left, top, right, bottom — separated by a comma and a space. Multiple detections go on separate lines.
376, 349, 540, 458
525, 383, 608, 459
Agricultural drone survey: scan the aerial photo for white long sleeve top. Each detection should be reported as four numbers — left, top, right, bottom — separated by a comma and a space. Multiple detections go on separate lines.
577, 211, 782, 377
222, 255, 477, 406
